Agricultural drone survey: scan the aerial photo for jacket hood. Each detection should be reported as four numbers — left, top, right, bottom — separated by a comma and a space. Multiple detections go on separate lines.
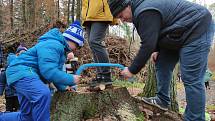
38, 28, 71, 52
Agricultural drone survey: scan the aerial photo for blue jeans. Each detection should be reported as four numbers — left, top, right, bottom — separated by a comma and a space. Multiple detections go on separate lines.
155, 23, 214, 121
0, 77, 51, 121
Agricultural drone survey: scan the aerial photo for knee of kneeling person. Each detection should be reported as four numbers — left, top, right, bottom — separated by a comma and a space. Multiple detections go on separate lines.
39, 87, 51, 100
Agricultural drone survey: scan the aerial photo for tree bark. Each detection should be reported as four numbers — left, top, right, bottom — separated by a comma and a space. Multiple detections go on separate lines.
76, 0, 81, 21
170, 64, 179, 112
10, 0, 13, 30
57, 0, 60, 19
71, 0, 75, 23
142, 61, 157, 97
67, 0, 71, 24
0, 0, 3, 32
27, 0, 35, 29
51, 87, 142, 121
51, 87, 183, 121
22, 0, 26, 28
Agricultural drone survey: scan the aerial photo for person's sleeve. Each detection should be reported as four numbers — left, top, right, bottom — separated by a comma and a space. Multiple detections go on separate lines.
37, 44, 76, 86
6, 53, 16, 66
128, 10, 162, 74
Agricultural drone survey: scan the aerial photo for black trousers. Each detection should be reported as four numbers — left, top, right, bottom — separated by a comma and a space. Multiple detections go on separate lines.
5, 96, 19, 112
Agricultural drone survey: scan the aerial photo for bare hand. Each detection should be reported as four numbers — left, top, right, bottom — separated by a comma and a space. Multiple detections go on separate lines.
73, 75, 81, 84
65, 86, 76, 92
121, 67, 133, 78
151, 52, 159, 64
67, 52, 75, 60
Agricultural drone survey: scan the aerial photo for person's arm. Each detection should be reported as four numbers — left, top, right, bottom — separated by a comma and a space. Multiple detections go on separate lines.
37, 43, 76, 86
128, 10, 162, 74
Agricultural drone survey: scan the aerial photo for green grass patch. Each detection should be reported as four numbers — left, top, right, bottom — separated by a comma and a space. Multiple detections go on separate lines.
113, 79, 145, 89
136, 112, 145, 121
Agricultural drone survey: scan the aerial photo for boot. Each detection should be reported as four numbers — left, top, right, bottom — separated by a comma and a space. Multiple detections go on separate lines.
89, 72, 113, 89
89, 75, 102, 88
99, 72, 112, 88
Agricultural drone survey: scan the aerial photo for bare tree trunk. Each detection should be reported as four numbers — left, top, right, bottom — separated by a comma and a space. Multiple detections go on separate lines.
71, 0, 75, 23
27, 0, 35, 29
67, 0, 71, 24
57, 0, 60, 19
10, 0, 13, 30
76, 0, 81, 21
0, 0, 3, 32
22, 0, 26, 29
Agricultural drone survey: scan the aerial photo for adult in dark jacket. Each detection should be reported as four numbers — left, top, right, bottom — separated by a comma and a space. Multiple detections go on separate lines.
0, 21, 84, 121
108, 0, 214, 121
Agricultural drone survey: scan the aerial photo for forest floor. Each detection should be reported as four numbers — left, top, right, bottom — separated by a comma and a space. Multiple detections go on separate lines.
176, 80, 215, 121
126, 80, 215, 121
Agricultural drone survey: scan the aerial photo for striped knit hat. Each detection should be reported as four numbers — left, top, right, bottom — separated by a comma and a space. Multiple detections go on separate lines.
63, 21, 84, 47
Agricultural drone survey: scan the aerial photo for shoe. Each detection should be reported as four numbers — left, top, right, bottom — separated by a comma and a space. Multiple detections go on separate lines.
141, 97, 168, 111
99, 72, 113, 89
89, 76, 101, 88
89, 72, 113, 89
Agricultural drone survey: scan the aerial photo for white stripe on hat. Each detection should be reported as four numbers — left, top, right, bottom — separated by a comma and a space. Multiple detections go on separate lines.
63, 33, 83, 46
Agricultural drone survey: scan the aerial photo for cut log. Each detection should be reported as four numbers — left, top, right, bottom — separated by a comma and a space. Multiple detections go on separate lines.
51, 87, 142, 121
51, 87, 183, 121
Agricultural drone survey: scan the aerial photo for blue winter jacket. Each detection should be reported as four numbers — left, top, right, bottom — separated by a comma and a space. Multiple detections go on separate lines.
6, 28, 75, 90
5, 53, 17, 97
0, 53, 17, 96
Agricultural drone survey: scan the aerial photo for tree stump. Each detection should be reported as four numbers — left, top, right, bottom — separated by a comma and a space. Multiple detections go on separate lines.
51, 87, 183, 121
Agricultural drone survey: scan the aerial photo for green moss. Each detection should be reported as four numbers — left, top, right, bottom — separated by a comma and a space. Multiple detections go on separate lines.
83, 103, 98, 119
113, 80, 145, 89
136, 112, 145, 121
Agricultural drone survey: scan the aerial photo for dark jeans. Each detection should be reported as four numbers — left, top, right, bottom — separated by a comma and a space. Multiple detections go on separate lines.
85, 22, 110, 76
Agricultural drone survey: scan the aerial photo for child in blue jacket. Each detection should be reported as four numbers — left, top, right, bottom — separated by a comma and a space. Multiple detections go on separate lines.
0, 21, 84, 121
5, 46, 27, 112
